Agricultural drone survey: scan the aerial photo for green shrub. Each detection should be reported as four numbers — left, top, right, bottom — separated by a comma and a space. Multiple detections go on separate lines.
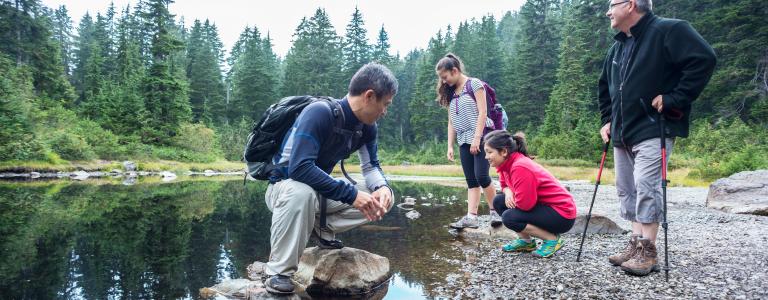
46, 130, 96, 160
215, 118, 251, 161
171, 123, 222, 156
679, 119, 768, 179
71, 119, 124, 159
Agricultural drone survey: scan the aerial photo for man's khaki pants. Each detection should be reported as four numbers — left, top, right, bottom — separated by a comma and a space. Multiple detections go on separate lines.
263, 178, 393, 276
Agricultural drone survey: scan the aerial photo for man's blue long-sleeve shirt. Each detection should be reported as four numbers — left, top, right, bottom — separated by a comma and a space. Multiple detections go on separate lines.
270, 98, 388, 204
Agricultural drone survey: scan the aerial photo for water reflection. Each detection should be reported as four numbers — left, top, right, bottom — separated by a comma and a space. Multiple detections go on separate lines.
0, 179, 470, 299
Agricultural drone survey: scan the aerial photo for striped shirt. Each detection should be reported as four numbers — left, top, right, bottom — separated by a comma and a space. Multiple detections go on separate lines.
450, 77, 495, 145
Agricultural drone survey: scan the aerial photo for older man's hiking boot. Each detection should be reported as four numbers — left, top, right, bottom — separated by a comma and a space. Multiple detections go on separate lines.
265, 274, 295, 295
608, 234, 640, 266
621, 238, 660, 276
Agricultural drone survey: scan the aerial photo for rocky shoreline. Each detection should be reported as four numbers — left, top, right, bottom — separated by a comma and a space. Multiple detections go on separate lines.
0, 161, 244, 182
434, 183, 768, 299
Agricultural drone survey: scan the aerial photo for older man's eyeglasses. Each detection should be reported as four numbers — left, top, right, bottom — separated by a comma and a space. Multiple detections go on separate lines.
608, 0, 631, 10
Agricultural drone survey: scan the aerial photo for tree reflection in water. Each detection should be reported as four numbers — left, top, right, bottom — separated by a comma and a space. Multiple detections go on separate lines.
0, 179, 471, 299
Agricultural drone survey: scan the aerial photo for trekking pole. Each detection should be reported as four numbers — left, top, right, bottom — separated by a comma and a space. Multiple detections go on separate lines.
576, 139, 610, 262
660, 115, 670, 281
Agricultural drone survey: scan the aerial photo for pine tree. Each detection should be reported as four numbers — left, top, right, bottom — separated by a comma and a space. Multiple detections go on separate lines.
0, 0, 74, 103
51, 5, 73, 76
410, 31, 448, 144
342, 7, 371, 81
186, 19, 225, 124
508, 0, 561, 130
140, 0, 191, 144
228, 26, 279, 122
372, 25, 393, 66
282, 8, 344, 97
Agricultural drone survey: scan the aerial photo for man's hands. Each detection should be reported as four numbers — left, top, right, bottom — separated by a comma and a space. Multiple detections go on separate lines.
600, 122, 611, 143
353, 190, 387, 221
371, 186, 393, 210
651, 94, 663, 113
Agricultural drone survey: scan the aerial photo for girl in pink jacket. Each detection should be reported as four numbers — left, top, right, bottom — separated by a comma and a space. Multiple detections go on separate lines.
484, 130, 577, 258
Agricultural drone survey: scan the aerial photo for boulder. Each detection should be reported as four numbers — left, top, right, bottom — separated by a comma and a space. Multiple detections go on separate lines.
294, 247, 391, 296
123, 161, 137, 172
70, 170, 90, 181
706, 170, 768, 216
567, 214, 628, 235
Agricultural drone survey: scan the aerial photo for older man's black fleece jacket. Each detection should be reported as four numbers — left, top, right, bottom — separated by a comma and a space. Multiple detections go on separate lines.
598, 12, 717, 148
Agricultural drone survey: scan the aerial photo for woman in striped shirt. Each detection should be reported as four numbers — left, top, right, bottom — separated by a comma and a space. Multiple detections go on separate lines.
436, 53, 502, 229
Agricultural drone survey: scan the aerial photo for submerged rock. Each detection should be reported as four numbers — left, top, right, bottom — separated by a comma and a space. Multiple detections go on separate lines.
707, 170, 768, 216
405, 210, 421, 220
294, 247, 391, 296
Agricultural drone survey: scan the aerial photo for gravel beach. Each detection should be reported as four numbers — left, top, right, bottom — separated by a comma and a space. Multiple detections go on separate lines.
433, 182, 768, 299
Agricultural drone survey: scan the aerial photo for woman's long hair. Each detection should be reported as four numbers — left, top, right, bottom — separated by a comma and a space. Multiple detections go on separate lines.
435, 53, 465, 108
483, 130, 530, 158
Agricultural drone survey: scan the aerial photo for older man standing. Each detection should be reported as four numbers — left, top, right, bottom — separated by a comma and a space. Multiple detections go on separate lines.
598, 0, 716, 276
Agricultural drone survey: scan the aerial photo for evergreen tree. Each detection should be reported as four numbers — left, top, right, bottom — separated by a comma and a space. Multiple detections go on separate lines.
105, 5, 145, 135
537, 0, 608, 159
379, 49, 421, 146
51, 5, 73, 76
0, 53, 47, 160
140, 0, 191, 144
342, 7, 371, 81
508, 0, 561, 130
282, 8, 344, 97
409, 31, 448, 144
372, 25, 393, 66
186, 19, 225, 124
0, 0, 73, 103
228, 26, 280, 122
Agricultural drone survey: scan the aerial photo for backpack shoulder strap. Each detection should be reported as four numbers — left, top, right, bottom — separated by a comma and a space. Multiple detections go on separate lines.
464, 77, 475, 100
325, 99, 359, 185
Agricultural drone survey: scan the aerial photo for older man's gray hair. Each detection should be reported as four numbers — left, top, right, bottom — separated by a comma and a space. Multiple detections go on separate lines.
635, 0, 653, 13
348, 63, 399, 99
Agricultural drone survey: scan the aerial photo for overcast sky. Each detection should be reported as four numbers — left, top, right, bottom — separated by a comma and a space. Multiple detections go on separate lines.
40, 0, 526, 58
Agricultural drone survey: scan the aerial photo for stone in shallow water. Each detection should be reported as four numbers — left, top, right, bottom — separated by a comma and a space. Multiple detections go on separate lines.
405, 210, 421, 220
294, 247, 391, 297
706, 170, 768, 216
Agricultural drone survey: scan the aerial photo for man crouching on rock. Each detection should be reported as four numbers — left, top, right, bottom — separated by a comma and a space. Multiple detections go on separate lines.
263, 63, 397, 295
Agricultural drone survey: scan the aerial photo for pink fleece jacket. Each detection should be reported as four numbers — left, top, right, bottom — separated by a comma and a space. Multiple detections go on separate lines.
497, 152, 577, 219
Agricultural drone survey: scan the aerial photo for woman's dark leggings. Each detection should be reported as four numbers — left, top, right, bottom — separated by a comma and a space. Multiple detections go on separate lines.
459, 143, 492, 189
492, 194, 575, 234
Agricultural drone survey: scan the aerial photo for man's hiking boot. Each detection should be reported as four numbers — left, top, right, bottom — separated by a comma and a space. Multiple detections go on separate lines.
310, 230, 344, 249
621, 238, 660, 276
490, 210, 503, 227
450, 215, 479, 229
608, 234, 640, 266
265, 275, 295, 295
532, 235, 564, 258
502, 238, 537, 252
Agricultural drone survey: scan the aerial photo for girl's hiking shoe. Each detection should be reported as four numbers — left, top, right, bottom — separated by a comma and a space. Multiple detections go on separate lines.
449, 215, 479, 229
502, 239, 537, 252
490, 210, 503, 227
533, 236, 564, 258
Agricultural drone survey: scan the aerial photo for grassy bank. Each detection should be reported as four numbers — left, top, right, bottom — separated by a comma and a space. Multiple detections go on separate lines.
0, 160, 244, 174
338, 161, 712, 187
1, 159, 712, 187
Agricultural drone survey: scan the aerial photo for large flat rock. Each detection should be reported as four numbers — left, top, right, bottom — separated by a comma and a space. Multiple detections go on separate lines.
707, 170, 768, 216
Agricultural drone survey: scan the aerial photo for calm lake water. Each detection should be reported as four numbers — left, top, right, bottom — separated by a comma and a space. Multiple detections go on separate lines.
0, 177, 473, 299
